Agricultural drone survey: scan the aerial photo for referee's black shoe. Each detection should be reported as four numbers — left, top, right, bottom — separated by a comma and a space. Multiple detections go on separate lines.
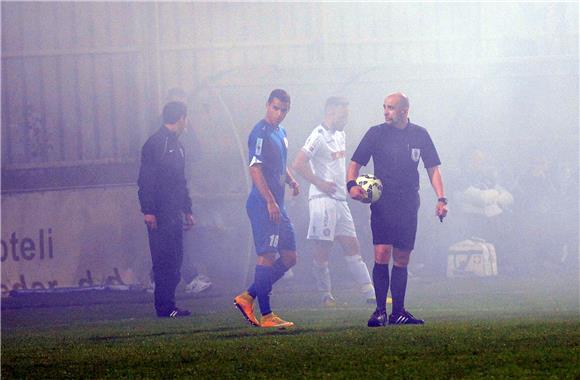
157, 308, 192, 318
367, 308, 387, 327
388, 309, 424, 325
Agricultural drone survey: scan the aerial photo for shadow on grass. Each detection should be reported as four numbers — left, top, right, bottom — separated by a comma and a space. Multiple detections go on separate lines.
87, 325, 242, 341
86, 325, 349, 343
215, 325, 357, 340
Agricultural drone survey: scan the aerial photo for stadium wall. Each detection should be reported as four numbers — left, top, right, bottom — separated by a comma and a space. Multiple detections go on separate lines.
1, 3, 577, 291
1, 185, 148, 295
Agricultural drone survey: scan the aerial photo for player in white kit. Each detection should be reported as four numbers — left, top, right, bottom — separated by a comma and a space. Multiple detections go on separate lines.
293, 97, 378, 307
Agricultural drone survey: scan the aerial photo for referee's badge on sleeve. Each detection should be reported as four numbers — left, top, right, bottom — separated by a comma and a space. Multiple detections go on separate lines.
411, 148, 421, 162
255, 138, 263, 155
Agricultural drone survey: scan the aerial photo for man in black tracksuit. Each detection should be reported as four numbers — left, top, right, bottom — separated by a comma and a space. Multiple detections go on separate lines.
138, 101, 195, 318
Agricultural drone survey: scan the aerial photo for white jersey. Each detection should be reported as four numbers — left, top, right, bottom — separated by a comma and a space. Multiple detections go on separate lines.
301, 124, 348, 201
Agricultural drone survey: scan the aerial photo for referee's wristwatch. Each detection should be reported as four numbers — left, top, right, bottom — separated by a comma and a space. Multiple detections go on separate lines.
437, 197, 448, 205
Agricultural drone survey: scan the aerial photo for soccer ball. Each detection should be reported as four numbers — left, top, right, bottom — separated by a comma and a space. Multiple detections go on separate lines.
356, 174, 383, 204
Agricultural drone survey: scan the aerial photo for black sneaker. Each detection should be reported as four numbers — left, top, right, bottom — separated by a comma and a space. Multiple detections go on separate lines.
157, 308, 192, 318
367, 308, 387, 327
388, 309, 424, 325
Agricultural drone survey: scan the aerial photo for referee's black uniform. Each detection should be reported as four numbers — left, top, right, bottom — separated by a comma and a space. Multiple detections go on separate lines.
351, 121, 441, 250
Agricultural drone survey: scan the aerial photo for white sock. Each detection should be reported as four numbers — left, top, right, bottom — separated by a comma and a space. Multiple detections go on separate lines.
344, 255, 373, 295
312, 260, 332, 297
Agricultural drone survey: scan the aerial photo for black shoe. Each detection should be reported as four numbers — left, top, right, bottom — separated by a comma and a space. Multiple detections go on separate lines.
157, 308, 192, 318
388, 309, 424, 325
367, 308, 387, 327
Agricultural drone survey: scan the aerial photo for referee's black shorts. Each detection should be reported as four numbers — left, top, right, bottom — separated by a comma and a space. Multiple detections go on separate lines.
370, 191, 420, 251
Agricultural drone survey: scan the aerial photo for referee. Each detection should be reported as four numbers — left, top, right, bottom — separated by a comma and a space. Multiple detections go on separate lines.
347, 92, 448, 326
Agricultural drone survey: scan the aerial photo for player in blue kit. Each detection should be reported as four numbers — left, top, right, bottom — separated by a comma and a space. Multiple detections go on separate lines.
347, 92, 448, 326
234, 89, 300, 328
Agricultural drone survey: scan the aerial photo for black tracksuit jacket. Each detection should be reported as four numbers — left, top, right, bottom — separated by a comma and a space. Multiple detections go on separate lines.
137, 126, 192, 218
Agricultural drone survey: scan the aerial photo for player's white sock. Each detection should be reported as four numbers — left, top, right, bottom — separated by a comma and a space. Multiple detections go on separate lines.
312, 260, 332, 296
345, 255, 373, 295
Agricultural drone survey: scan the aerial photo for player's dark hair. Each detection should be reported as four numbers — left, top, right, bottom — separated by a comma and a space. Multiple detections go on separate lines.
162, 101, 187, 124
166, 87, 188, 102
268, 89, 290, 104
325, 96, 349, 112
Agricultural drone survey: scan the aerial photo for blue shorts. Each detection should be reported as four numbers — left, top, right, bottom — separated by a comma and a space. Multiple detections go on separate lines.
246, 196, 296, 255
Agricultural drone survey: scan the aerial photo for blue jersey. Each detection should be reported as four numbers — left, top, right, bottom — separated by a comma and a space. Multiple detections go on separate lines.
247, 119, 288, 205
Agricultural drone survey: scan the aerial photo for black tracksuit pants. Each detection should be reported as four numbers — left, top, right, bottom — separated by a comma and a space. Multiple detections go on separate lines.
147, 214, 183, 315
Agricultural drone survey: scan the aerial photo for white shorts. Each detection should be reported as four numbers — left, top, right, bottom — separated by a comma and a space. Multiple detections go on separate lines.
307, 196, 357, 241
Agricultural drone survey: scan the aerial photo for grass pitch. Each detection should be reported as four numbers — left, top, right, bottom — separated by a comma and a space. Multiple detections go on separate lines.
2, 273, 579, 379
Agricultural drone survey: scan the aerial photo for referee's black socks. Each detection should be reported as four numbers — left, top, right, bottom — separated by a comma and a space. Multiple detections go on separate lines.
391, 265, 408, 314
372, 263, 389, 311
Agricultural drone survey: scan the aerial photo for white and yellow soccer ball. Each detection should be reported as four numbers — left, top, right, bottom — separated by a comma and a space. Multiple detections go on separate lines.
356, 174, 383, 204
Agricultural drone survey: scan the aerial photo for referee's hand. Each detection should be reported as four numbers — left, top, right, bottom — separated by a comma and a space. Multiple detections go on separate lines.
436, 202, 448, 222
349, 186, 365, 201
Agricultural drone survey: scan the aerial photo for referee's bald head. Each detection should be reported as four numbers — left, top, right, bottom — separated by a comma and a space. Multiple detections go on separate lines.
387, 92, 409, 110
